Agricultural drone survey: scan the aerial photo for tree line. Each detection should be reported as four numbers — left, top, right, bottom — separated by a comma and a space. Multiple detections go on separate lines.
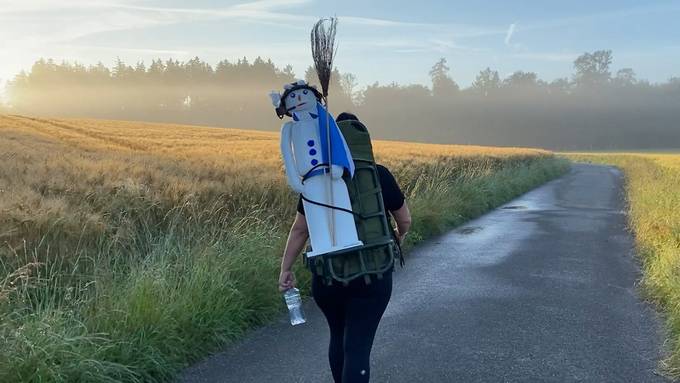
5, 50, 680, 150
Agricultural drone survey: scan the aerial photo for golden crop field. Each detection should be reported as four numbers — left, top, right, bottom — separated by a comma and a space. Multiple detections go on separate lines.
0, 114, 566, 382
565, 152, 680, 376
0, 114, 549, 252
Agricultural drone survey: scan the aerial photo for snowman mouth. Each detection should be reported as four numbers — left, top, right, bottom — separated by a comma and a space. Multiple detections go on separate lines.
286, 102, 307, 112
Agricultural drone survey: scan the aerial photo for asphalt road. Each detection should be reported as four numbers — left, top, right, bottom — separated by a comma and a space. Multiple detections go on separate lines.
180, 163, 668, 383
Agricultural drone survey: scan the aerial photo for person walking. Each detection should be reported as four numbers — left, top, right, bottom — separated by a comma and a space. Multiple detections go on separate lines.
278, 112, 412, 383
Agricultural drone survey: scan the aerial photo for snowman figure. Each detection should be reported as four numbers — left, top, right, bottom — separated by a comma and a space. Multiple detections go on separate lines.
270, 80, 363, 257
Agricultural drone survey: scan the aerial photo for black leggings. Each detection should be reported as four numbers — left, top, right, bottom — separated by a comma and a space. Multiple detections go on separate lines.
312, 272, 393, 383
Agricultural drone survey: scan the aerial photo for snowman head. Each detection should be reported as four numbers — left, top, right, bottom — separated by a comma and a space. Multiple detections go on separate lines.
271, 79, 322, 119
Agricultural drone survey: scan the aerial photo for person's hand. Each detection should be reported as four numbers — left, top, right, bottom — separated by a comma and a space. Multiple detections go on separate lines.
279, 270, 296, 292
395, 230, 407, 245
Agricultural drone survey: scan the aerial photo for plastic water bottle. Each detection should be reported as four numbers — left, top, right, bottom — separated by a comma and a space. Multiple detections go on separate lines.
283, 288, 306, 326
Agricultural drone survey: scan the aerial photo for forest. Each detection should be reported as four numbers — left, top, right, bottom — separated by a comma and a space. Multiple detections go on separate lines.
5, 50, 679, 150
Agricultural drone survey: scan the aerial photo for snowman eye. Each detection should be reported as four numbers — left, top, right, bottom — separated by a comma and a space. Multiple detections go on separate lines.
303, 90, 308, 95
289, 92, 296, 98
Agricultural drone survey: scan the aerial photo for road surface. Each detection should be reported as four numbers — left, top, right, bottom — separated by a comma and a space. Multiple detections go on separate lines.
180, 163, 668, 383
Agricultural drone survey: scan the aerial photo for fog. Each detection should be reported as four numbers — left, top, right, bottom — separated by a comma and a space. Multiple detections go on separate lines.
5, 51, 680, 150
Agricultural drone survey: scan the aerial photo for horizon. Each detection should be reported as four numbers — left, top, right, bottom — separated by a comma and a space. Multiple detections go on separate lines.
1, 0, 679, 96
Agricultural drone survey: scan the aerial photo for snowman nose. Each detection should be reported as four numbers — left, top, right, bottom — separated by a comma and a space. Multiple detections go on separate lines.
297, 95, 301, 101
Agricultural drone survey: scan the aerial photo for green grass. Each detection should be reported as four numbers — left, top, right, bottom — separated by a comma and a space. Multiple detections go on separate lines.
0, 151, 569, 382
564, 152, 680, 378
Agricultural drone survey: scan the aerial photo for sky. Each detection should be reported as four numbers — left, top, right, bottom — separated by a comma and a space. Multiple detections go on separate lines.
1, 0, 679, 95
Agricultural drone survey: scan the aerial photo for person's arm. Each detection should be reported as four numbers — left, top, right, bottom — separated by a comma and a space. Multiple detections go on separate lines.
377, 164, 411, 245
278, 212, 309, 291
391, 201, 411, 245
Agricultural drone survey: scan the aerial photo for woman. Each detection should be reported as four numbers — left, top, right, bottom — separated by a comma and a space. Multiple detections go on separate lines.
278, 113, 412, 383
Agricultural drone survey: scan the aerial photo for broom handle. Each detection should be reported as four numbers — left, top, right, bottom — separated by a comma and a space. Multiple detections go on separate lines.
325, 98, 336, 247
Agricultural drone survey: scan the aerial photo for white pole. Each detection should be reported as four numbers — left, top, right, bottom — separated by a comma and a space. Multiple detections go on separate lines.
325, 98, 336, 247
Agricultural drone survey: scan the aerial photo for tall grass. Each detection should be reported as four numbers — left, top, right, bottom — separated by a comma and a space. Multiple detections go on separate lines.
564, 153, 680, 378
0, 115, 568, 382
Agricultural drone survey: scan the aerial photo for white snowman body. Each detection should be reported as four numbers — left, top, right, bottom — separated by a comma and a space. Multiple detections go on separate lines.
276, 82, 363, 257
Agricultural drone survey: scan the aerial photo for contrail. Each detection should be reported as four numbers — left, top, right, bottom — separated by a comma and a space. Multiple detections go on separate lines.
504, 23, 516, 45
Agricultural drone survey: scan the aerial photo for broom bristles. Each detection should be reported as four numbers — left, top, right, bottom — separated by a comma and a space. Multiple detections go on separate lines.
311, 17, 338, 100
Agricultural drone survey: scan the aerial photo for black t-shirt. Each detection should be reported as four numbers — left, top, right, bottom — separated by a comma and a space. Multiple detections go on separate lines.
296, 164, 405, 215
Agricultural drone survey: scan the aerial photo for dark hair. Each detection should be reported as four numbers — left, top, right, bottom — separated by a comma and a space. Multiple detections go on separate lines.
336, 112, 359, 122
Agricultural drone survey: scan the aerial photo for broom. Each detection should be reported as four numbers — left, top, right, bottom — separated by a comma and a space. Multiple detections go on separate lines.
311, 17, 338, 248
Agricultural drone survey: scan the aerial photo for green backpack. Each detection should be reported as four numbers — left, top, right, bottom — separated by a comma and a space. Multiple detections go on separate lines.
303, 119, 403, 285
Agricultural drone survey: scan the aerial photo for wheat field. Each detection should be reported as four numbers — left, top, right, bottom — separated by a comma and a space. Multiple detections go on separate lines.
0, 115, 551, 258
0, 114, 567, 382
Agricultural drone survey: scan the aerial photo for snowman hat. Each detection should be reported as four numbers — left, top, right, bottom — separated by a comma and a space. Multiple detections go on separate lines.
273, 79, 323, 119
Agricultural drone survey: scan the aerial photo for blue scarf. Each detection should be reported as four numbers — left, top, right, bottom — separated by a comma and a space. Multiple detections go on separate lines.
315, 102, 355, 177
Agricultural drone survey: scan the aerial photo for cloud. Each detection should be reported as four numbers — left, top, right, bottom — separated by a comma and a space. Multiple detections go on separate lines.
0, 1, 504, 55
504, 23, 516, 45
232, 0, 312, 11
107, 3, 311, 26
341, 37, 486, 55
0, 0, 312, 34
342, 16, 505, 39
0, 0, 121, 14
